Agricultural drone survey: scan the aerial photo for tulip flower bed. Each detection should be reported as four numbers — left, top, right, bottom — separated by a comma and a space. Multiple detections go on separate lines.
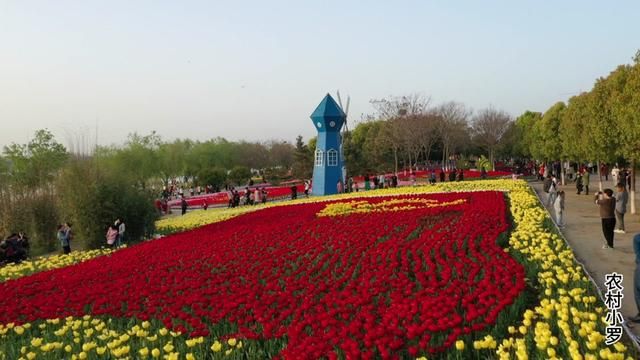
0, 248, 114, 282
0, 180, 635, 359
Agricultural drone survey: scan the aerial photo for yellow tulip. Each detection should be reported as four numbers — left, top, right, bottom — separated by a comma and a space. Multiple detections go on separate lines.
211, 340, 222, 352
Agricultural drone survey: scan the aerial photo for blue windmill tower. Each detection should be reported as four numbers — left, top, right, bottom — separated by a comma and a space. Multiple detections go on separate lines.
310, 94, 346, 196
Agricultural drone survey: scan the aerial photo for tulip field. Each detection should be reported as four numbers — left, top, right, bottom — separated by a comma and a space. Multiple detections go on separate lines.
0, 180, 635, 359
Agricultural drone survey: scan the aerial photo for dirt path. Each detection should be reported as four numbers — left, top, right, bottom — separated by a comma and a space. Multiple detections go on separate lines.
530, 179, 640, 340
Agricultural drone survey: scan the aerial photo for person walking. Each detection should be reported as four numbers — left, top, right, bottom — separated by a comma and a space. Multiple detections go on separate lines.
611, 164, 620, 186
364, 174, 371, 191
439, 169, 446, 182
575, 173, 584, 195
595, 189, 616, 249
546, 176, 558, 208
614, 183, 628, 234
554, 191, 565, 228
583, 170, 590, 195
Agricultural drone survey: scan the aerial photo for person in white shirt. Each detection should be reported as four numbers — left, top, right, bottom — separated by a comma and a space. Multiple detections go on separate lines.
611, 165, 620, 186
554, 191, 565, 228
546, 176, 558, 207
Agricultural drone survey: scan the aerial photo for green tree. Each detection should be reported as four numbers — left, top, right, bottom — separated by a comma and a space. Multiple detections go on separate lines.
197, 167, 227, 189
3, 129, 68, 189
228, 166, 252, 186
158, 139, 192, 184
292, 135, 313, 179
57, 156, 158, 250
113, 132, 162, 189
559, 93, 590, 161
537, 102, 566, 161
512, 111, 542, 159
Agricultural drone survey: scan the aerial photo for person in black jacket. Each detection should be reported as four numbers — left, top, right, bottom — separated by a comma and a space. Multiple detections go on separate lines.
181, 197, 188, 215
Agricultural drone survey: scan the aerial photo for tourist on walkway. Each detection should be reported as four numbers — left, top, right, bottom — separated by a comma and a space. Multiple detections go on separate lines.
614, 183, 628, 234
611, 164, 620, 186
629, 234, 640, 323
364, 174, 370, 190
554, 191, 565, 228
439, 169, 445, 182
595, 189, 616, 249
575, 173, 584, 194
545, 176, 558, 207
583, 170, 590, 195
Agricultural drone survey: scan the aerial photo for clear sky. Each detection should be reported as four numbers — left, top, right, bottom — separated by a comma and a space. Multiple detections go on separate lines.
1, 0, 638, 149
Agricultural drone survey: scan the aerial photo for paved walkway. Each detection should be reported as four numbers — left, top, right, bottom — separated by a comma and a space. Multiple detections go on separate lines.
530, 179, 640, 340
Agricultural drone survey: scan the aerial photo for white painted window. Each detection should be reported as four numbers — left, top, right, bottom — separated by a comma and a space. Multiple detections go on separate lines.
315, 149, 323, 166
327, 149, 338, 166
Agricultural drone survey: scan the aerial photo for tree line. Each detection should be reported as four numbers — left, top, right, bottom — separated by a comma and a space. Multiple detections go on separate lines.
0, 131, 304, 255
343, 95, 515, 176
511, 51, 640, 211
0, 100, 520, 255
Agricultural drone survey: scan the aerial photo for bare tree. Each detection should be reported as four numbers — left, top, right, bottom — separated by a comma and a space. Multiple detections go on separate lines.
370, 94, 431, 120
472, 107, 512, 170
413, 112, 440, 168
369, 94, 434, 172
435, 102, 471, 170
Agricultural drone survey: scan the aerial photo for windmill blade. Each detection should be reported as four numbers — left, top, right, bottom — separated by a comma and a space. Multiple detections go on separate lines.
336, 90, 343, 110
345, 96, 350, 117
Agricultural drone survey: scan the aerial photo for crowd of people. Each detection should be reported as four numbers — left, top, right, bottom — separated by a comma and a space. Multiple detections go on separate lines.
226, 186, 268, 208
0, 233, 30, 265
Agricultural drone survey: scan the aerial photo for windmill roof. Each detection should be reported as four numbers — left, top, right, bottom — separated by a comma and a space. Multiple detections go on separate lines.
310, 94, 346, 120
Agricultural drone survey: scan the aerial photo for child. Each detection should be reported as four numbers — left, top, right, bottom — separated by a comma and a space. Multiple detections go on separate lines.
554, 191, 565, 228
